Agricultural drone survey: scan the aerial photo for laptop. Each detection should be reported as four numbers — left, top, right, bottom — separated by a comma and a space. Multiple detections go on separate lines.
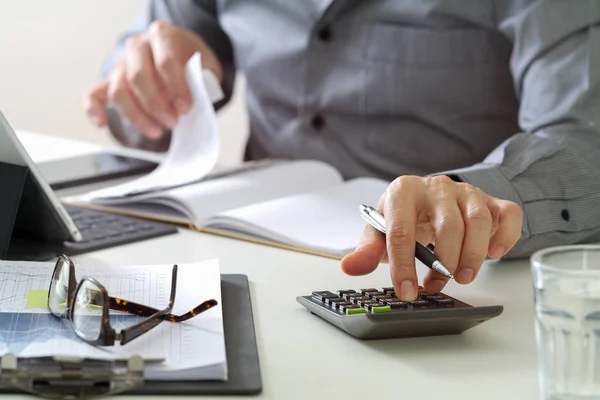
0, 109, 177, 261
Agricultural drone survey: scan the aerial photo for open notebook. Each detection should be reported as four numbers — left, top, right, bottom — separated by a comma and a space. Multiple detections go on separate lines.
65, 160, 390, 258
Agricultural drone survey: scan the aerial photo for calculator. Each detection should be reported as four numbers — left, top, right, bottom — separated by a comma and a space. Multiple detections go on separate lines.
296, 286, 503, 340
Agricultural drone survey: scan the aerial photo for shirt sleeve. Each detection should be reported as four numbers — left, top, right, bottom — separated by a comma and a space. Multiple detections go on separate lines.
101, 0, 235, 152
438, 0, 600, 258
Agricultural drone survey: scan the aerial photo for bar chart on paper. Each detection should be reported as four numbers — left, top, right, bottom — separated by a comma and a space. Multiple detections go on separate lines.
0, 259, 228, 381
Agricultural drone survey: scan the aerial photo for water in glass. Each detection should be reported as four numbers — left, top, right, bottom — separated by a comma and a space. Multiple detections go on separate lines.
533, 246, 600, 400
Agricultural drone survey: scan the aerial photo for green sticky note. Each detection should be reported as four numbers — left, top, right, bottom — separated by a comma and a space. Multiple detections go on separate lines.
26, 290, 48, 309
371, 306, 391, 313
347, 307, 366, 315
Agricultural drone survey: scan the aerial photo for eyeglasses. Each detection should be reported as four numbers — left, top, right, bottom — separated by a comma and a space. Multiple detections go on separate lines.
47, 254, 218, 346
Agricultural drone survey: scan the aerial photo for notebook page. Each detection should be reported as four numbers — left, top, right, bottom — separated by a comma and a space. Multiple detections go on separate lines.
168, 160, 344, 223
65, 160, 344, 224
205, 177, 390, 256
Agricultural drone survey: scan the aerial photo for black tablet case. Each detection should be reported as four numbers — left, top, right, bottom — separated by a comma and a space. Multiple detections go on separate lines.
0, 162, 29, 259
0, 162, 79, 261
0, 274, 262, 396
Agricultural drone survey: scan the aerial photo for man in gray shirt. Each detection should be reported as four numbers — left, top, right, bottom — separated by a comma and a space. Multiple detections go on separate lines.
84, 0, 600, 301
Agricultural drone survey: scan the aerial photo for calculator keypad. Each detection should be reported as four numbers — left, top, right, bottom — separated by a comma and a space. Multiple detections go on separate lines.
311, 287, 455, 314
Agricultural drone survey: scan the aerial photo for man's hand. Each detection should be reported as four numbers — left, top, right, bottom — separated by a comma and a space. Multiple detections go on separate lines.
341, 175, 522, 301
83, 21, 223, 139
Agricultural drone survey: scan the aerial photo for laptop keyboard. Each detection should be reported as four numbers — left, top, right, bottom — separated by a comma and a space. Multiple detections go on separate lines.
60, 204, 178, 254
7, 205, 178, 261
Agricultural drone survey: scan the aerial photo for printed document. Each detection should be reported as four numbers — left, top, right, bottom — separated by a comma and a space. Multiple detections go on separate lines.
0, 258, 227, 381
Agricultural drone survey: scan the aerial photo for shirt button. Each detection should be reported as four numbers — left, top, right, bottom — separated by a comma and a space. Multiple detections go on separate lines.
311, 114, 326, 130
317, 26, 332, 41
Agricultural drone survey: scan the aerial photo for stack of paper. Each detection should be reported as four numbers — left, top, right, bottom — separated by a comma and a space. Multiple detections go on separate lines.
0, 258, 227, 381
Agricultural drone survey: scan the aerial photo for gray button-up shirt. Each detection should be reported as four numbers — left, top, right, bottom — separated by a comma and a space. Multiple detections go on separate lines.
103, 0, 600, 258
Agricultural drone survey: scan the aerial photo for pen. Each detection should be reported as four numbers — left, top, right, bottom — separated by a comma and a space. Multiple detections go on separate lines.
359, 204, 454, 280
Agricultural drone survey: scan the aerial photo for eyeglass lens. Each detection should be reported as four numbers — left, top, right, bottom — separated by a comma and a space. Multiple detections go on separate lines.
48, 258, 70, 317
72, 279, 104, 342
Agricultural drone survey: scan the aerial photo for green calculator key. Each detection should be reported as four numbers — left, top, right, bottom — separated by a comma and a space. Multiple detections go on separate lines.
347, 307, 366, 315
339, 303, 365, 314
370, 305, 391, 313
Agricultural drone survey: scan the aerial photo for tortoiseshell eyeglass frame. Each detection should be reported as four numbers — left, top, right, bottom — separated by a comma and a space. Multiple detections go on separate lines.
47, 254, 218, 346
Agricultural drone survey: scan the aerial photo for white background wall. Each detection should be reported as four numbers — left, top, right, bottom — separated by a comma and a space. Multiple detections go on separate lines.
0, 0, 249, 166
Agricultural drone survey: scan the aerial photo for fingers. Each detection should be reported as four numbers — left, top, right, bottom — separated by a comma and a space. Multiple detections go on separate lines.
453, 187, 492, 284
107, 63, 163, 139
385, 178, 421, 301
341, 174, 522, 298
421, 181, 465, 292
148, 21, 193, 116
487, 199, 522, 259
87, 21, 226, 139
124, 36, 177, 129
415, 223, 434, 248
83, 81, 109, 127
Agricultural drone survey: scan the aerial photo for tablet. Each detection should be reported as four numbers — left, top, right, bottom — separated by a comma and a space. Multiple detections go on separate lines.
39, 152, 158, 190
0, 110, 81, 243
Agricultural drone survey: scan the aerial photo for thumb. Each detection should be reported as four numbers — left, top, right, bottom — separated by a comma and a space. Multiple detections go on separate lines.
341, 224, 387, 276
83, 81, 110, 127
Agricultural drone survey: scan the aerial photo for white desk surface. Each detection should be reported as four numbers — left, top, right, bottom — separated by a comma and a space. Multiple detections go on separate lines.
9, 131, 540, 399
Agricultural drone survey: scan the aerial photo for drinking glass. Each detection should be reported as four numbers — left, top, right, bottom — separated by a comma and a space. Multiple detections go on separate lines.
531, 245, 600, 400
